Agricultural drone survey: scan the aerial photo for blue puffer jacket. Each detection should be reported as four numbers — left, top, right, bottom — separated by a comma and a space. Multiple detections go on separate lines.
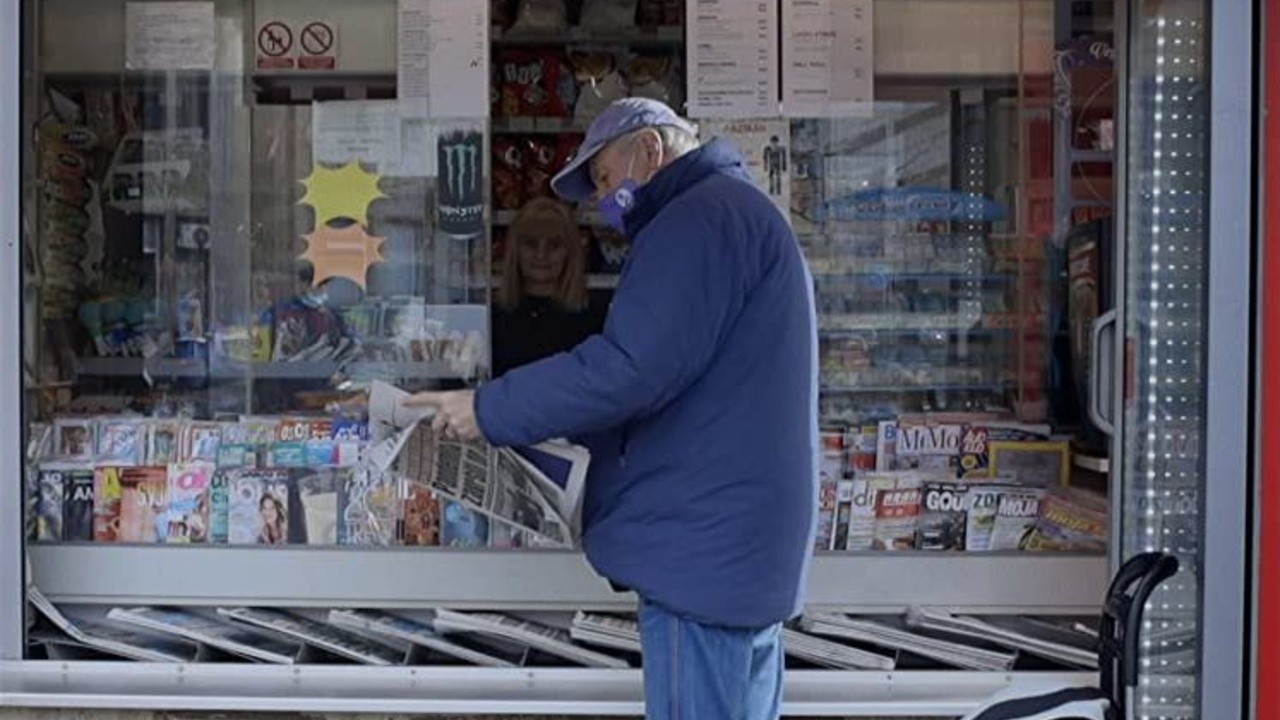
475, 138, 819, 629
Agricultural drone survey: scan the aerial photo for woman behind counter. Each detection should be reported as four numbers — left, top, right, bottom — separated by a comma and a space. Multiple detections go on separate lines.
492, 198, 607, 377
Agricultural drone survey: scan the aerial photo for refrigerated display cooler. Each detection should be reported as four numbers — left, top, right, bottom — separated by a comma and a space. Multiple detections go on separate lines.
0, 0, 1256, 717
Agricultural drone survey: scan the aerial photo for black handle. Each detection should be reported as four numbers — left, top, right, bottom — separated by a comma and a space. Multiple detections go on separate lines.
1100, 552, 1180, 690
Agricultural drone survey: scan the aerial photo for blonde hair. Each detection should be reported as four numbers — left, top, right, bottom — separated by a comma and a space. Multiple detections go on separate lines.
498, 197, 588, 312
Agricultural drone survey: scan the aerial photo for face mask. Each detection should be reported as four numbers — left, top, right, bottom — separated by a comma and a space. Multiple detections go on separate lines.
596, 147, 643, 233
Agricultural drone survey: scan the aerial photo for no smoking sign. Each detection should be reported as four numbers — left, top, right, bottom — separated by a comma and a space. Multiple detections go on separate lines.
298, 21, 337, 70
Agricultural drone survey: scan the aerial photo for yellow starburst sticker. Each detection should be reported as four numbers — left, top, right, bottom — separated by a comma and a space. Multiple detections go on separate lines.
299, 223, 387, 290
299, 162, 387, 227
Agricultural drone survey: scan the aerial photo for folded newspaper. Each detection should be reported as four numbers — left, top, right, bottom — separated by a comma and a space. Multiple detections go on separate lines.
905, 607, 1098, 669
799, 612, 1017, 671
107, 605, 306, 664
367, 382, 590, 547
433, 609, 630, 668
27, 587, 197, 663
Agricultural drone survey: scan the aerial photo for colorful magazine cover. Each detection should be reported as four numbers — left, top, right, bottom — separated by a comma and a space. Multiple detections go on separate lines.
181, 422, 223, 464
915, 481, 969, 551
990, 488, 1046, 551
96, 420, 144, 466
1020, 487, 1107, 553
166, 463, 213, 543
842, 474, 898, 552
964, 484, 1007, 552
119, 467, 169, 543
146, 422, 180, 466
36, 467, 65, 541
93, 467, 123, 542
401, 482, 441, 547
441, 500, 489, 548
955, 423, 1051, 479
228, 469, 290, 545
62, 467, 95, 541
876, 418, 965, 474
338, 470, 399, 547
871, 480, 922, 551
53, 419, 95, 461
814, 478, 838, 551
208, 470, 231, 543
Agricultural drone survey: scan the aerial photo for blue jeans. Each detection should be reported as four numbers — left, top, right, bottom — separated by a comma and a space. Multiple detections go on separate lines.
637, 598, 785, 720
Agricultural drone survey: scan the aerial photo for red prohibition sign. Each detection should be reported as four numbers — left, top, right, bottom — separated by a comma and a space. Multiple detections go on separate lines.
300, 22, 335, 56
257, 21, 292, 57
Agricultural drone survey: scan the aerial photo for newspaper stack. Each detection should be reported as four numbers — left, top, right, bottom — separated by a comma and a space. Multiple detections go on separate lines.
905, 607, 1098, 669
781, 627, 896, 670
433, 609, 630, 668
570, 612, 643, 653
367, 382, 590, 547
108, 605, 305, 663
327, 609, 522, 667
27, 587, 197, 663
799, 613, 1017, 671
216, 607, 405, 665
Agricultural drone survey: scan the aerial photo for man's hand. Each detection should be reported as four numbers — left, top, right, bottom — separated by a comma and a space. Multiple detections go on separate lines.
403, 390, 481, 441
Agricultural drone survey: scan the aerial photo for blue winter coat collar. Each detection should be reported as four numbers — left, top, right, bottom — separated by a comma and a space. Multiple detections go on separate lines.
623, 138, 752, 237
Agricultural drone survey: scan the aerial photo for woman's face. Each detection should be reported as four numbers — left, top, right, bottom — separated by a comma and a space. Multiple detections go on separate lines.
260, 496, 279, 524
517, 230, 571, 287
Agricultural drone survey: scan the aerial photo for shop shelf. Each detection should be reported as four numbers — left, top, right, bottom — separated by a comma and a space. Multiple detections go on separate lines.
492, 117, 590, 134
73, 357, 208, 379
27, 545, 1107, 615
0, 660, 1096, 716
492, 25, 685, 46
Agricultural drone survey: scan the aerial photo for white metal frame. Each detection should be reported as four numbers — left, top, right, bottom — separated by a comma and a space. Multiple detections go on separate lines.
0, 0, 1120, 714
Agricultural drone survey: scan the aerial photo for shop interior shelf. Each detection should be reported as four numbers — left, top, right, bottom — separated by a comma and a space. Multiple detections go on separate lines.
491, 26, 685, 46
27, 545, 1108, 615
0, 660, 1097, 716
72, 358, 469, 381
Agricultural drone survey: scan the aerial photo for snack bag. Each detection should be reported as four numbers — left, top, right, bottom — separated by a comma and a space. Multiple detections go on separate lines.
494, 50, 575, 118
492, 137, 526, 210
628, 53, 680, 107
570, 50, 629, 124
509, 0, 568, 34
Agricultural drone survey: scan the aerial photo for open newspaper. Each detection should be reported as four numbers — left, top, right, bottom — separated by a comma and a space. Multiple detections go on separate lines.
326, 609, 523, 667
107, 605, 305, 664
27, 587, 197, 662
799, 612, 1017, 671
216, 607, 404, 665
433, 609, 630, 668
367, 381, 590, 547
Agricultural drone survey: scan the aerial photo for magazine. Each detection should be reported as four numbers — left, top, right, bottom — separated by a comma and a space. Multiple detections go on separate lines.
28, 589, 197, 662
955, 423, 1051, 479
53, 418, 95, 460
991, 488, 1047, 551
35, 467, 65, 541
96, 420, 144, 466
62, 467, 95, 541
338, 469, 399, 546
146, 421, 180, 465
814, 478, 839, 551
181, 421, 223, 464
1021, 487, 1108, 553
93, 466, 123, 542
119, 467, 168, 543
915, 481, 969, 551
216, 607, 404, 665
166, 463, 213, 543
108, 606, 304, 663
964, 484, 1007, 552
871, 479, 922, 551
989, 440, 1072, 488
842, 474, 899, 551
781, 627, 896, 670
433, 609, 630, 669
228, 469, 290, 545
401, 482, 441, 546
846, 424, 879, 474
441, 500, 490, 547
875, 418, 964, 473
327, 609, 520, 667
208, 470, 231, 543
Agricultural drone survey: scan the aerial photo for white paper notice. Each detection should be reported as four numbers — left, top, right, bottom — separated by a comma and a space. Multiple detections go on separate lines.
686, 0, 779, 119
312, 100, 403, 170
398, 0, 490, 119
782, 0, 874, 117
125, 2, 216, 70
704, 119, 791, 213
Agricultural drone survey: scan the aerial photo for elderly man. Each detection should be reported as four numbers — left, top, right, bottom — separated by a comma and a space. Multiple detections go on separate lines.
409, 98, 818, 720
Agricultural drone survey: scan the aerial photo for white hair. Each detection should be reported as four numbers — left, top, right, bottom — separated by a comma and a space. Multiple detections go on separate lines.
656, 125, 701, 158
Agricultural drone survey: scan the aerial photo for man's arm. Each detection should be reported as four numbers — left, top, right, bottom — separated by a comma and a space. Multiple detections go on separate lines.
474, 210, 748, 447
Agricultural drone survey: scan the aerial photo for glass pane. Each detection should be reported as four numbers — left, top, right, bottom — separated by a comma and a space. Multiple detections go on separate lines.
1121, 0, 1210, 717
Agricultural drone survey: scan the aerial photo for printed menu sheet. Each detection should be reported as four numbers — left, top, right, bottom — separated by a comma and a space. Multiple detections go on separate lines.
782, 0, 873, 117
686, 0, 779, 118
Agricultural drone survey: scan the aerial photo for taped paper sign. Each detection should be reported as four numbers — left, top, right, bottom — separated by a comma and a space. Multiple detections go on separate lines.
299, 223, 386, 290
298, 161, 386, 228
125, 2, 216, 70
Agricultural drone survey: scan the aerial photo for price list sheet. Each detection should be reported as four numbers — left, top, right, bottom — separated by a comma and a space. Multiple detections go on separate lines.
686, 0, 779, 118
